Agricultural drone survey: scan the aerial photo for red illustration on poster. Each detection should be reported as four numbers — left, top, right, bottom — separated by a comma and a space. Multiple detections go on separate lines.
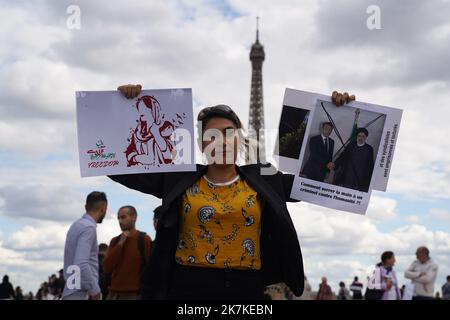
125, 95, 186, 167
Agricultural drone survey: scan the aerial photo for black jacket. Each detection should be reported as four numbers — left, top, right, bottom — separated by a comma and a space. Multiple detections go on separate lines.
302, 135, 334, 182
335, 141, 374, 192
109, 163, 304, 298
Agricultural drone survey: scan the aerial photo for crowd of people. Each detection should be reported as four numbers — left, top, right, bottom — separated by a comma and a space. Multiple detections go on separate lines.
1, 246, 449, 300
0, 271, 65, 300
265, 248, 448, 300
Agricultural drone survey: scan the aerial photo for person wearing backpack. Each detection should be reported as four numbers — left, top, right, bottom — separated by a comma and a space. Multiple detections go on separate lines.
103, 205, 152, 299
365, 251, 401, 300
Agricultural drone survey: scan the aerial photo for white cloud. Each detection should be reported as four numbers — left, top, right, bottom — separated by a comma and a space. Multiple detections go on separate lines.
0, 185, 83, 222
4, 215, 121, 251
5, 223, 68, 251
366, 195, 398, 221
0, 239, 28, 267
404, 215, 421, 224
428, 208, 450, 223
291, 201, 450, 256
0, 120, 73, 155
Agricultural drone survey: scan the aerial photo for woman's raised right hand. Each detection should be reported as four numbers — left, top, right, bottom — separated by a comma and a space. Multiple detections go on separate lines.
117, 84, 142, 99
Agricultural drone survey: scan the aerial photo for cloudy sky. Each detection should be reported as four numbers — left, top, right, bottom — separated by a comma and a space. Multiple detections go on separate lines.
1, 0, 449, 295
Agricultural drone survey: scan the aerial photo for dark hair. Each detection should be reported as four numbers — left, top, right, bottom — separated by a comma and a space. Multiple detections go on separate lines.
339, 282, 345, 287
381, 251, 394, 263
119, 205, 137, 217
447, 275, 450, 281
153, 205, 163, 220
322, 122, 333, 128
418, 246, 430, 257
354, 276, 358, 281
2, 275, 9, 283
197, 105, 242, 132
85, 191, 107, 212
356, 127, 369, 137
98, 243, 108, 251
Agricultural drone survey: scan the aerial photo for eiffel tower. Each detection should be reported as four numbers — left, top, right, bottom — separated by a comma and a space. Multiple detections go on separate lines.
248, 17, 265, 164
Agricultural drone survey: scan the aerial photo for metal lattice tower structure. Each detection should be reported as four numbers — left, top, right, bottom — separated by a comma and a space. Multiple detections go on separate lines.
248, 17, 266, 164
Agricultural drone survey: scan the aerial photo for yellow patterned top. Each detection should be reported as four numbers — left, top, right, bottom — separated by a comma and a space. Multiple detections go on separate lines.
175, 175, 262, 270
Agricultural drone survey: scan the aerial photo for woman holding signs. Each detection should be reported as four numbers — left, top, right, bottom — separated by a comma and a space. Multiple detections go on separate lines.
111, 84, 355, 299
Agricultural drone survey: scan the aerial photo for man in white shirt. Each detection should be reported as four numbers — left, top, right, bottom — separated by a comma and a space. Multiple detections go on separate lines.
62, 191, 108, 300
404, 246, 439, 300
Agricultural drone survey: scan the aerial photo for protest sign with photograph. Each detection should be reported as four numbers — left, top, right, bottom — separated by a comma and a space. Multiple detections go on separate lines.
276, 88, 402, 214
76, 88, 196, 177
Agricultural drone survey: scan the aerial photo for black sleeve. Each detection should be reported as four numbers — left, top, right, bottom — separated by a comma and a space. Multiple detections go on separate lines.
368, 145, 375, 173
308, 136, 322, 163
329, 139, 335, 161
364, 145, 375, 191
335, 144, 350, 169
281, 172, 301, 203
108, 172, 165, 199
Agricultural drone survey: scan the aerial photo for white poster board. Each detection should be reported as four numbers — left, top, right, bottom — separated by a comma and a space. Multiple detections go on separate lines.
76, 88, 196, 177
276, 88, 402, 214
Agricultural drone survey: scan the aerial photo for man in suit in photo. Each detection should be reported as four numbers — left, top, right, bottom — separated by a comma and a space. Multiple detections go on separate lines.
301, 122, 335, 182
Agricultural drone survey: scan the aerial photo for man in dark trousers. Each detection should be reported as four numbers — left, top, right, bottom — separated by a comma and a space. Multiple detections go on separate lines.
302, 122, 335, 182
335, 127, 374, 192
98, 243, 109, 299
